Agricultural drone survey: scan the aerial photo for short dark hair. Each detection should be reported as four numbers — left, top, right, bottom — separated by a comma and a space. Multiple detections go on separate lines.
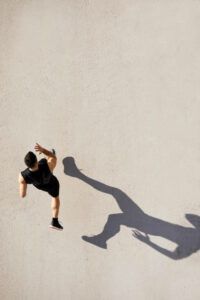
24, 151, 37, 168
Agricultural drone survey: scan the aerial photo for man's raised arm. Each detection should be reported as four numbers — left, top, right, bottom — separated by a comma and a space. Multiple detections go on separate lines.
34, 143, 56, 159
34, 143, 57, 172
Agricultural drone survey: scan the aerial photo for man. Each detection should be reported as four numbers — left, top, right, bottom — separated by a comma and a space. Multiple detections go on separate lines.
18, 143, 63, 230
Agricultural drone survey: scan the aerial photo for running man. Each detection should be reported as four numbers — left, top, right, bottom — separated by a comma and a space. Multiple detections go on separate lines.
18, 143, 63, 230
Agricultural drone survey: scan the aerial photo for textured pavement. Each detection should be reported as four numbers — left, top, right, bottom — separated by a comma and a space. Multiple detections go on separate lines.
0, 1, 200, 299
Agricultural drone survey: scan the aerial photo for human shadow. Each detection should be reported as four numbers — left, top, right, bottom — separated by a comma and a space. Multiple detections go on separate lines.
63, 157, 200, 260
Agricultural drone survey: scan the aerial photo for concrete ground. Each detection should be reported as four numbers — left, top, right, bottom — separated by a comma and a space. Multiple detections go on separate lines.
1, 1, 200, 299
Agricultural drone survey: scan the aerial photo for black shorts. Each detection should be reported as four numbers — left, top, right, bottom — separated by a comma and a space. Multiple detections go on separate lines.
35, 176, 60, 198
47, 176, 60, 197
34, 175, 60, 198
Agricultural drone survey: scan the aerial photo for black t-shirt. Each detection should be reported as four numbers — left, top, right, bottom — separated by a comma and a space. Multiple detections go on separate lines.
21, 158, 55, 191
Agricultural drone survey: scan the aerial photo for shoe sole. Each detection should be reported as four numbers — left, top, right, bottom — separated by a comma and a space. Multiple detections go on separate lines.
49, 225, 63, 231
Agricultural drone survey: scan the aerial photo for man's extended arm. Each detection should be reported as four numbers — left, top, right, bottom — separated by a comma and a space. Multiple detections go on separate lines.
18, 173, 27, 198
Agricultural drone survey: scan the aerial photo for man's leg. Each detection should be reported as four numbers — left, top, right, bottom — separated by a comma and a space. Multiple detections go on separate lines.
49, 197, 63, 230
51, 196, 60, 218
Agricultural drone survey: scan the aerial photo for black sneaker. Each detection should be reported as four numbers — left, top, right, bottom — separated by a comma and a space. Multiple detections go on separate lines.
49, 219, 63, 231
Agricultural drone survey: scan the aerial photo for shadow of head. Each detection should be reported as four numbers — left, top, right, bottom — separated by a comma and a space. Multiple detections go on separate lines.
185, 214, 200, 230
62, 156, 82, 177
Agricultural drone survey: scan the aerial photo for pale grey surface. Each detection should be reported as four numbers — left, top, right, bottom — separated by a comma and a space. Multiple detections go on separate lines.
0, 1, 200, 299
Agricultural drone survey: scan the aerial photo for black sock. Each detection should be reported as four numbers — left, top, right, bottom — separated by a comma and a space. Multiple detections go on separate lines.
52, 217, 58, 222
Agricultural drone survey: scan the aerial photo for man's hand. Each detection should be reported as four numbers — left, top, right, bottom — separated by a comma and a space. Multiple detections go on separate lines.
34, 143, 44, 154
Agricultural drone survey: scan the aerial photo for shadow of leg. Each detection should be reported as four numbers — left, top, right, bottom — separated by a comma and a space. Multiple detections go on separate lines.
82, 213, 123, 249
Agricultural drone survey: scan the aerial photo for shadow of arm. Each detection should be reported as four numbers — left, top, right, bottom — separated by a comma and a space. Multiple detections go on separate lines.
144, 240, 179, 260
63, 157, 143, 212
63, 156, 115, 194
77, 172, 116, 195
132, 230, 180, 260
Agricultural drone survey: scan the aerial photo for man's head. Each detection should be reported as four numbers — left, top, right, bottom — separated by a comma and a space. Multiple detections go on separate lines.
24, 151, 37, 168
